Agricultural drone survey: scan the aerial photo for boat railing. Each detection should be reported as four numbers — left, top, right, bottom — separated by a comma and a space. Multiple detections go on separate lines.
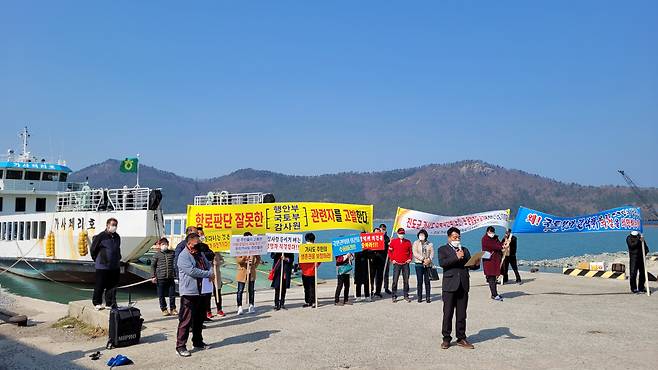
56, 187, 155, 212
193, 191, 266, 206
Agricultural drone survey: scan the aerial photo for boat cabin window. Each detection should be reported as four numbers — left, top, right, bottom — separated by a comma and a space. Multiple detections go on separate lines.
39, 221, 46, 239
59, 173, 68, 182
6, 170, 23, 180
15, 197, 26, 212
36, 198, 46, 212
0, 197, 3, 212
25, 171, 41, 180
42, 172, 58, 181
32, 221, 38, 239
0, 169, 4, 179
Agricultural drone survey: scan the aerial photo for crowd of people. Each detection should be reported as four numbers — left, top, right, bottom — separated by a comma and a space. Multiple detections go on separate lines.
88, 218, 651, 357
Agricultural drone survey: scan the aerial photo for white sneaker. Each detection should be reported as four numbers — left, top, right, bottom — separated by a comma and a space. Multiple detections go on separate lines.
248, 305, 255, 314
94, 304, 104, 311
237, 306, 244, 315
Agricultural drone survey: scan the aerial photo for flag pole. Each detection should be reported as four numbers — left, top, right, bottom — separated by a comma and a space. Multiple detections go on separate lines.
314, 262, 318, 309
136, 153, 140, 187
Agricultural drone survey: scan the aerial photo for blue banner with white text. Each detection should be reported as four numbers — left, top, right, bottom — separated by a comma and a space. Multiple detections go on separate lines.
512, 206, 642, 234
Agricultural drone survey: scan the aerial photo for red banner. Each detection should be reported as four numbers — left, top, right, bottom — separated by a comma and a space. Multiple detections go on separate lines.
360, 232, 385, 251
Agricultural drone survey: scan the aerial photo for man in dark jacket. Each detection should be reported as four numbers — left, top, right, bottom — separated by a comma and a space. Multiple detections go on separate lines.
439, 227, 478, 350
501, 229, 521, 284
151, 237, 177, 315
90, 218, 121, 310
380, 224, 392, 295
626, 231, 649, 294
371, 225, 388, 298
174, 226, 198, 276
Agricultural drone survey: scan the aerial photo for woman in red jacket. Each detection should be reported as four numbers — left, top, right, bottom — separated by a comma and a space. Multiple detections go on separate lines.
481, 226, 505, 301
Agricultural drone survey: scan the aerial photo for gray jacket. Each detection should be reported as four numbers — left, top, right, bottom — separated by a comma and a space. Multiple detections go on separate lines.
177, 247, 212, 296
151, 249, 175, 280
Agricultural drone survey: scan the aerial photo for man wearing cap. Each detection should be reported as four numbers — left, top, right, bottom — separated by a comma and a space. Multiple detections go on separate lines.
388, 227, 413, 302
626, 231, 649, 294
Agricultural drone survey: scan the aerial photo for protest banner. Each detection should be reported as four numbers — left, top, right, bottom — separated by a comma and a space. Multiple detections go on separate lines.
229, 235, 268, 256
332, 234, 363, 257
266, 233, 303, 253
188, 202, 373, 235
393, 207, 510, 235
511, 206, 642, 234
204, 229, 232, 252
360, 232, 385, 251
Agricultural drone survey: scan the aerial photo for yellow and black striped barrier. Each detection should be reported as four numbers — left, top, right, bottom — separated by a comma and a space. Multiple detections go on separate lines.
562, 268, 625, 280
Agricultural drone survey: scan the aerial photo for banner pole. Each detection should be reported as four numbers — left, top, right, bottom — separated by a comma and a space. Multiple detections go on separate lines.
213, 260, 220, 310
279, 254, 284, 304
642, 238, 651, 297
367, 254, 372, 298
314, 262, 318, 309
499, 232, 513, 279
245, 257, 251, 305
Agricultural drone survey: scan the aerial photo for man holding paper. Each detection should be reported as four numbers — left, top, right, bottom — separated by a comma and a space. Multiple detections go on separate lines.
438, 227, 478, 350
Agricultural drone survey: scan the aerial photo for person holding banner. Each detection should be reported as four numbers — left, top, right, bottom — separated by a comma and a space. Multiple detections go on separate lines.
354, 248, 372, 302
235, 252, 261, 315
482, 226, 505, 301
439, 227, 477, 350
389, 228, 413, 303
412, 229, 434, 303
271, 251, 294, 310
335, 253, 353, 305
380, 224, 392, 295
299, 233, 319, 308
501, 229, 521, 285
626, 231, 649, 294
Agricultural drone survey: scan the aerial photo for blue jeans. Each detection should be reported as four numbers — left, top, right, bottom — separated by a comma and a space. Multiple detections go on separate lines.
415, 264, 431, 301
157, 278, 176, 310
237, 281, 255, 306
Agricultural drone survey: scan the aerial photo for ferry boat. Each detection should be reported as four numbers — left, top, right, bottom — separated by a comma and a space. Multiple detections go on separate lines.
0, 128, 164, 283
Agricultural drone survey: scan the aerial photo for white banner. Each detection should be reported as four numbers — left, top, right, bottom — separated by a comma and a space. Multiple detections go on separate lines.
229, 235, 268, 256
266, 233, 303, 253
393, 207, 510, 235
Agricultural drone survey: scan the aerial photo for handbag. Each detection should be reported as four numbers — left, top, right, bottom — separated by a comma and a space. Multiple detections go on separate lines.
428, 266, 440, 281
337, 263, 353, 275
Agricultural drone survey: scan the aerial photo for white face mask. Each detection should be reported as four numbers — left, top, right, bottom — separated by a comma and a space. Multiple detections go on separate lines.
419, 235, 426, 241
398, 234, 405, 240
107, 225, 117, 233
487, 232, 495, 238
160, 244, 169, 252
450, 240, 461, 248
199, 236, 206, 242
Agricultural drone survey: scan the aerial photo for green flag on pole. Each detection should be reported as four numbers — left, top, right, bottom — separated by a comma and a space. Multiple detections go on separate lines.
120, 158, 139, 173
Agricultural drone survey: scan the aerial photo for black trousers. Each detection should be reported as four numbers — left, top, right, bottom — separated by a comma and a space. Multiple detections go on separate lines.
370, 255, 385, 294
237, 281, 255, 306
383, 257, 391, 291
502, 256, 521, 283
392, 263, 410, 298
156, 278, 176, 310
335, 274, 350, 303
415, 264, 431, 301
274, 282, 288, 307
302, 275, 316, 304
442, 285, 468, 342
629, 255, 646, 292
92, 269, 120, 307
486, 275, 499, 297
176, 295, 205, 349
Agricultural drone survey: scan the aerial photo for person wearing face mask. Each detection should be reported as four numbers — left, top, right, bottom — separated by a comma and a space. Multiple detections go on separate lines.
380, 224, 392, 295
370, 226, 387, 298
195, 227, 224, 319
481, 226, 505, 301
412, 229, 434, 303
439, 227, 478, 350
388, 227, 413, 303
151, 238, 177, 316
90, 218, 122, 310
176, 233, 214, 357
626, 231, 649, 294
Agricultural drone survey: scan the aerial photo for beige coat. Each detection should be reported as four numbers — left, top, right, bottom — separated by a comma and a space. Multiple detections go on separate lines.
412, 240, 434, 265
235, 255, 261, 283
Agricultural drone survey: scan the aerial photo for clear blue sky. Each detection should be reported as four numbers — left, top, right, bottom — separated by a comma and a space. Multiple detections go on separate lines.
1, 1, 656, 186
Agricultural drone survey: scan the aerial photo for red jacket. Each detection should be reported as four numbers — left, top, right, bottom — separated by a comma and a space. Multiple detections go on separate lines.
481, 235, 503, 276
299, 262, 320, 276
388, 238, 413, 264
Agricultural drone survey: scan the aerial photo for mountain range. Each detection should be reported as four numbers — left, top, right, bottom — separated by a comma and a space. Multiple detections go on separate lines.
69, 159, 658, 220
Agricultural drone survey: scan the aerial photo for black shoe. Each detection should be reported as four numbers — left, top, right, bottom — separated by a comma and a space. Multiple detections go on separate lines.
281, 305, 287, 310
385, 289, 392, 295
176, 347, 191, 357
374, 293, 383, 298
274, 305, 281, 311
193, 342, 210, 350
302, 303, 310, 308
391, 296, 397, 303
426, 299, 431, 303
417, 299, 423, 303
